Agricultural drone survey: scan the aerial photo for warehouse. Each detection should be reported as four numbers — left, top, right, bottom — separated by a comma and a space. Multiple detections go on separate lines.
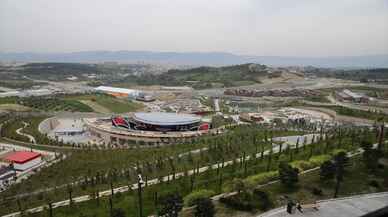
94, 86, 141, 98
5, 151, 42, 171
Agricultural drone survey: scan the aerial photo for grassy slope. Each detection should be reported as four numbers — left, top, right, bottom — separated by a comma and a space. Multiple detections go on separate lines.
64, 94, 144, 113
11, 136, 377, 217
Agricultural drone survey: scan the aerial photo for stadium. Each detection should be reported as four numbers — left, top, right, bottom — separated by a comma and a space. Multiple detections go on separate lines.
84, 112, 217, 147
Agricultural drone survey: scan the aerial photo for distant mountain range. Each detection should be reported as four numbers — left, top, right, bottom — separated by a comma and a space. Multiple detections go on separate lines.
0, 51, 387, 68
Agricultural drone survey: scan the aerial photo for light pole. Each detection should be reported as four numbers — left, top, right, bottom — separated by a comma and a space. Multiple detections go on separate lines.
138, 174, 144, 217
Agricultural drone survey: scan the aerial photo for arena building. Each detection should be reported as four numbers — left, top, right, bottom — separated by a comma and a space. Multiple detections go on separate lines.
85, 112, 216, 147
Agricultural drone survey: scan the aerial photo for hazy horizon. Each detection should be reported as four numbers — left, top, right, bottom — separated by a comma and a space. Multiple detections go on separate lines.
1, 0, 387, 57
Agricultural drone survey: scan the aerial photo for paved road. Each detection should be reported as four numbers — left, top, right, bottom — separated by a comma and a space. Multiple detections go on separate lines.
257, 192, 388, 217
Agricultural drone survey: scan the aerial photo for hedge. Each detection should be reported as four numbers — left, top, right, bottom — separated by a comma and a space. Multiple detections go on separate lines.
244, 171, 279, 188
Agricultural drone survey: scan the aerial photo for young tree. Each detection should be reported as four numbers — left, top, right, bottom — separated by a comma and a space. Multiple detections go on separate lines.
333, 151, 349, 198
320, 160, 336, 181
361, 139, 382, 172
232, 178, 246, 195
194, 198, 215, 217
278, 162, 299, 188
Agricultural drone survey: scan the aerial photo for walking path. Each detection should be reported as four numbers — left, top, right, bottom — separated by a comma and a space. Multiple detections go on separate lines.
15, 122, 36, 144
257, 192, 388, 217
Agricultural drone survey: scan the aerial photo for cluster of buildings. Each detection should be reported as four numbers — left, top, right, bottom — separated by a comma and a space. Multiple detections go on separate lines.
224, 88, 320, 98
335, 89, 370, 103
239, 107, 332, 125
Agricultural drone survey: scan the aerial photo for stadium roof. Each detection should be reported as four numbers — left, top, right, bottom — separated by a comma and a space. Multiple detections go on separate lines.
5, 151, 41, 164
95, 86, 140, 95
133, 112, 201, 126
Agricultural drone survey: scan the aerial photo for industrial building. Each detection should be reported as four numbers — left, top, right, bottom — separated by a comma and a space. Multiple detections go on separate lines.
335, 89, 370, 103
94, 86, 141, 98
5, 151, 42, 171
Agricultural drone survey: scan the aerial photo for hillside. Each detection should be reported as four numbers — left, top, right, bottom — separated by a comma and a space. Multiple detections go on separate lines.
1, 51, 388, 67
120, 63, 273, 89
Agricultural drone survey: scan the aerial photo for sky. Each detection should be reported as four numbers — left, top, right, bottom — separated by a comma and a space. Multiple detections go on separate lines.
0, 0, 387, 57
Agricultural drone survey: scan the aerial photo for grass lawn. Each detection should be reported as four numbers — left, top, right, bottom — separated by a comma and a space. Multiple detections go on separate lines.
64, 93, 144, 113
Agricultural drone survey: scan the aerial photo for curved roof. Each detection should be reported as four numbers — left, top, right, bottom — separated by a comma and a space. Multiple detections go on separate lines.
133, 112, 201, 126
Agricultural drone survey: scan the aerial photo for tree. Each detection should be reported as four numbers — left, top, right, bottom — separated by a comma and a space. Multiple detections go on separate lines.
194, 198, 215, 217
333, 151, 349, 198
232, 178, 246, 195
278, 162, 299, 187
158, 193, 183, 217
320, 160, 335, 181
361, 140, 382, 172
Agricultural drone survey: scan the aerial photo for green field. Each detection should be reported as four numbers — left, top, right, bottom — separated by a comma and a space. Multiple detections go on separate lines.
0, 93, 144, 113
64, 93, 144, 113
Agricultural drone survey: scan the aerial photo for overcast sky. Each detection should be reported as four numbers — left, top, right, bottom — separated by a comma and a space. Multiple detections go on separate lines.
1, 0, 387, 56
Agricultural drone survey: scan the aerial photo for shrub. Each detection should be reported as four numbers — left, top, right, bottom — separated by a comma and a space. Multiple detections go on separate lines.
244, 171, 279, 187
309, 155, 331, 166
279, 162, 299, 187
331, 149, 347, 156
184, 189, 215, 207
290, 160, 314, 171
252, 189, 273, 211
219, 194, 254, 211
312, 187, 323, 196
194, 198, 216, 217
368, 180, 380, 188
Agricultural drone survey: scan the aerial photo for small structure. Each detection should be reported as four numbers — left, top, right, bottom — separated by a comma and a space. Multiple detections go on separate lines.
0, 166, 15, 190
136, 93, 155, 102
5, 151, 42, 171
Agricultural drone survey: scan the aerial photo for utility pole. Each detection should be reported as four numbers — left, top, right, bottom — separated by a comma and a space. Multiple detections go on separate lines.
138, 174, 144, 217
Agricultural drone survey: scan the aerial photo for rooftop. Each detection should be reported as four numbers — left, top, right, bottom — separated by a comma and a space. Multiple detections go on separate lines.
5, 151, 41, 164
95, 86, 140, 95
133, 112, 201, 126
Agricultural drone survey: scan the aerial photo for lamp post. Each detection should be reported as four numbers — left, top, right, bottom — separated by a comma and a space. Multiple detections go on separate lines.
138, 174, 144, 217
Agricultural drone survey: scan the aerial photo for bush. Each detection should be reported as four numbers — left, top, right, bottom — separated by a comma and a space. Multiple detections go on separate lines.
312, 187, 323, 196
244, 171, 279, 187
219, 194, 254, 211
309, 155, 331, 166
368, 180, 380, 188
184, 189, 215, 207
252, 189, 273, 211
194, 198, 216, 217
331, 149, 347, 156
290, 160, 314, 171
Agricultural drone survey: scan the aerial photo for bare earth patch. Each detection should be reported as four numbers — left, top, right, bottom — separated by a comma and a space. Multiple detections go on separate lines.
79, 100, 110, 113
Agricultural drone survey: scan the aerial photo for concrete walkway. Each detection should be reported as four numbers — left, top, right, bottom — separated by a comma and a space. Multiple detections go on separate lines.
257, 192, 388, 217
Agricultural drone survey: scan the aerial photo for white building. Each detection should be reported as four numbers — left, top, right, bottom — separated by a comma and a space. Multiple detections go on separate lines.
5, 151, 42, 171
94, 86, 141, 98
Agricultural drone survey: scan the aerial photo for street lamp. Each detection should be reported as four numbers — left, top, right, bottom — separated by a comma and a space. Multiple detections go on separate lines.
138, 174, 145, 217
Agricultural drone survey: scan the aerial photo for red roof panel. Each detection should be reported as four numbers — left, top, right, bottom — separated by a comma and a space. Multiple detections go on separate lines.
5, 151, 41, 164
